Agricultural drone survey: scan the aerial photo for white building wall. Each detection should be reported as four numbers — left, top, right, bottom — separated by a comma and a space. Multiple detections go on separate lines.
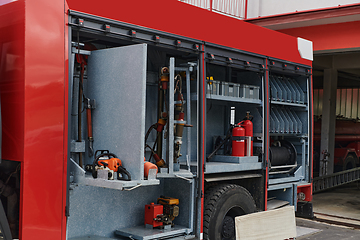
247, 0, 360, 18
179, 0, 247, 19
179, 0, 210, 10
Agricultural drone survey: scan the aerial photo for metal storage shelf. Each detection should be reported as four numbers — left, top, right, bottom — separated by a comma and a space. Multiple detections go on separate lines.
157, 169, 194, 179
191, 155, 262, 174
270, 106, 304, 134
271, 100, 307, 108
74, 174, 160, 190
69, 159, 160, 190
206, 94, 262, 104
210, 155, 259, 164
269, 75, 306, 104
115, 225, 190, 240
270, 133, 308, 137
203, 162, 262, 173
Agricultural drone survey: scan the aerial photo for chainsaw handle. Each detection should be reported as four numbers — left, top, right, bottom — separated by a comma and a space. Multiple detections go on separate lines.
117, 166, 132, 181
94, 153, 118, 165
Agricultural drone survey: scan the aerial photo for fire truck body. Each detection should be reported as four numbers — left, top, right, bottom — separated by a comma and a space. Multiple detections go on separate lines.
0, 0, 313, 239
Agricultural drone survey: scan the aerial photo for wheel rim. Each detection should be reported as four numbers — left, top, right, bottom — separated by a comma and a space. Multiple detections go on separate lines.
221, 206, 246, 239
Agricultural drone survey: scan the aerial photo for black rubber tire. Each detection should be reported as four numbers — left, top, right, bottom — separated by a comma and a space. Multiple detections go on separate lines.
343, 154, 357, 171
203, 184, 256, 240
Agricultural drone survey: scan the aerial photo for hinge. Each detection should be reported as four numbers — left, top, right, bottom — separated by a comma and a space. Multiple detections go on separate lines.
65, 206, 70, 217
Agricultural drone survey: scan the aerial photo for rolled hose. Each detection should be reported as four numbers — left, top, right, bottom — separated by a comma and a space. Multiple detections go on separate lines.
269, 140, 297, 166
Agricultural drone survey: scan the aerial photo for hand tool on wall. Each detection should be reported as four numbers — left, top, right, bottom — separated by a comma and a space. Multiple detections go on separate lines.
144, 67, 169, 167
84, 97, 96, 157
75, 43, 97, 167
173, 74, 193, 163
156, 67, 169, 160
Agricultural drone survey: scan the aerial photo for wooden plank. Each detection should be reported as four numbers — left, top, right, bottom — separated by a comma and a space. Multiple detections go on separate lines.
235, 206, 296, 240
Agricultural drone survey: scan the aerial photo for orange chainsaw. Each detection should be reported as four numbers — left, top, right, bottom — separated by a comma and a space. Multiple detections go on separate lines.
86, 150, 131, 181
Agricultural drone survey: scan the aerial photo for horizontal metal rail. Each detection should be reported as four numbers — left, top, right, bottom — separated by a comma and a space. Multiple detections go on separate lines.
313, 167, 360, 193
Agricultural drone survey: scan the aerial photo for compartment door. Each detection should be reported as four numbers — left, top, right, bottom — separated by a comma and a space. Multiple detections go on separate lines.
87, 44, 147, 181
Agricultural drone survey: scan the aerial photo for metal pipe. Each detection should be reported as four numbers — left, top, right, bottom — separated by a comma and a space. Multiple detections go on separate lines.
186, 69, 191, 170
169, 58, 175, 174
157, 87, 164, 159
78, 62, 85, 167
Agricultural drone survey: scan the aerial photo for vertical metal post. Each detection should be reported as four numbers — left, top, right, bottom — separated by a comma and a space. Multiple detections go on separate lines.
70, 53, 75, 110
292, 184, 297, 208
301, 138, 306, 180
188, 179, 195, 234
320, 68, 337, 176
186, 69, 191, 170
196, 48, 205, 237
67, 21, 74, 223
169, 58, 175, 175
196, 60, 200, 177
306, 78, 310, 182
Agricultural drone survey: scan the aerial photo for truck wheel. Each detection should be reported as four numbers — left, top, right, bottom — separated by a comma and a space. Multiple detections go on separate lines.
204, 184, 256, 240
343, 154, 356, 171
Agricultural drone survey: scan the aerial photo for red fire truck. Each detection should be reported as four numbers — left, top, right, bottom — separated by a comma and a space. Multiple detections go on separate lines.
314, 119, 360, 172
0, 0, 313, 239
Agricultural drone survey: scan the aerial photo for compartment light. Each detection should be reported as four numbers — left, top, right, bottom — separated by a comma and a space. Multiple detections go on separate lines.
175, 40, 182, 47
154, 35, 160, 43
129, 30, 137, 38
103, 24, 111, 33
77, 18, 84, 27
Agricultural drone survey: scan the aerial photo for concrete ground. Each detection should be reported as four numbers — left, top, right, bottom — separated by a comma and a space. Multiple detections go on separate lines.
296, 182, 360, 239
312, 182, 360, 221
296, 218, 360, 240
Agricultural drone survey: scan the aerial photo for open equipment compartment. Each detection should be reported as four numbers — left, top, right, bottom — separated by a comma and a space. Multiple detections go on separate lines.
267, 59, 312, 207
203, 44, 266, 174
67, 11, 200, 239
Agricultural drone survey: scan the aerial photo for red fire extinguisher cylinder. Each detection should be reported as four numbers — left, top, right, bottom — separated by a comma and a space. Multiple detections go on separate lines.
232, 125, 245, 157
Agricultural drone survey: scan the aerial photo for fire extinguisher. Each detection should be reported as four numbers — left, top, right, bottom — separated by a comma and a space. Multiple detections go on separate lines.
232, 124, 245, 157
242, 111, 253, 156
